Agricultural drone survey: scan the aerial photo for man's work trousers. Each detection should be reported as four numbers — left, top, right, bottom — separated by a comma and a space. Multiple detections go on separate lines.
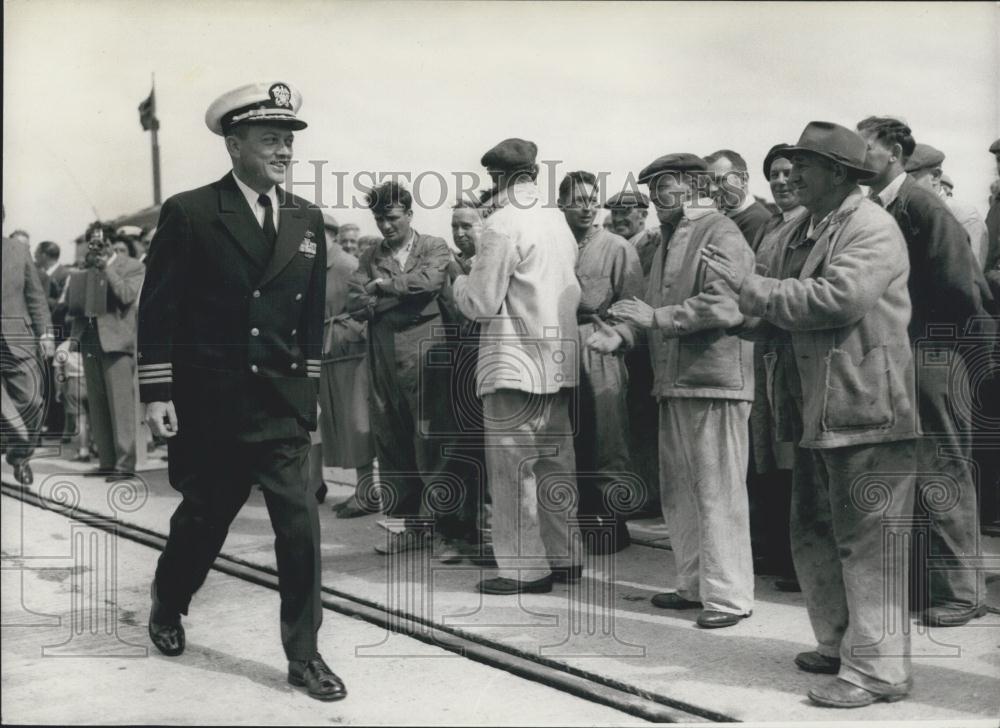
483, 388, 579, 581
792, 440, 915, 697
658, 397, 754, 615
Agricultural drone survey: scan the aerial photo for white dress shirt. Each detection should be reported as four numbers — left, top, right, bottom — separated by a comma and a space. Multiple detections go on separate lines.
876, 172, 907, 208
232, 171, 280, 230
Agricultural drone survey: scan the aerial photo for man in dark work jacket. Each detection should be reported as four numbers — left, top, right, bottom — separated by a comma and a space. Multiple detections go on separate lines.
859, 116, 993, 628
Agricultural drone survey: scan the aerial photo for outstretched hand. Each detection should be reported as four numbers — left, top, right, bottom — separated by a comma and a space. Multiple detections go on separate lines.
700, 244, 747, 292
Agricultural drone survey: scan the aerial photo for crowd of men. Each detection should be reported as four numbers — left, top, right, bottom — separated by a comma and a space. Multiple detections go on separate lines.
3, 78, 998, 708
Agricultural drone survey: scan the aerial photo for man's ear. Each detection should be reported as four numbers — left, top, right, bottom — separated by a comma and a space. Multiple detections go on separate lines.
831, 163, 850, 186
225, 135, 240, 158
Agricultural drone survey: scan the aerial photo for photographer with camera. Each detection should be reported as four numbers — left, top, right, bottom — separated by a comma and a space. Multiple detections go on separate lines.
63, 222, 145, 482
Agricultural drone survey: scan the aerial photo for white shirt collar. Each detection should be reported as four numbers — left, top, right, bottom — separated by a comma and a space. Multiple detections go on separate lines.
232, 170, 279, 228
782, 205, 807, 222
683, 197, 717, 221
731, 194, 756, 215
877, 172, 907, 208
806, 210, 835, 239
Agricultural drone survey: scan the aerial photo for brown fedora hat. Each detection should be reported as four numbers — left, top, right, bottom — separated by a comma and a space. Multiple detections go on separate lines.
785, 121, 877, 181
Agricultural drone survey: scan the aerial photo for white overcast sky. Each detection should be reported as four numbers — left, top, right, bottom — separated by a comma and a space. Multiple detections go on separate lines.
3, 0, 998, 258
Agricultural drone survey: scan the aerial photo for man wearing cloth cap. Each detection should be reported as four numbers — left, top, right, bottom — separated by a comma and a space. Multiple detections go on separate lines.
138, 82, 345, 701
452, 138, 582, 593
858, 117, 991, 629
589, 153, 756, 629
905, 142, 990, 269
703, 121, 916, 707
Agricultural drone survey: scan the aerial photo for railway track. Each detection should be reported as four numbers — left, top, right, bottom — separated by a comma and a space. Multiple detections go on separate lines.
1, 477, 735, 724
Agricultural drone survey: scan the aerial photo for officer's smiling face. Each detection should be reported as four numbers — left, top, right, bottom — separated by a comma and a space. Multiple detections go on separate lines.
373, 205, 413, 246
227, 124, 294, 192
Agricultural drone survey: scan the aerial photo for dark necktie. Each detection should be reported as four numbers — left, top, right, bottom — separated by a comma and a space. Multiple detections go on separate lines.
258, 193, 277, 247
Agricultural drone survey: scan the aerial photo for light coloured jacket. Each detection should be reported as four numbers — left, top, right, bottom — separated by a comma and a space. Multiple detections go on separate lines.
738, 189, 916, 449
67, 254, 145, 355
620, 202, 755, 401
453, 182, 581, 396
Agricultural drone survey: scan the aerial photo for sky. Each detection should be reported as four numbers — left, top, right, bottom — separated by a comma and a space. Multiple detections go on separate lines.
3, 0, 998, 261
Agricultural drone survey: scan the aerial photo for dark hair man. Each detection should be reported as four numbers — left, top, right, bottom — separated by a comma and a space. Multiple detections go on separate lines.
705, 149, 772, 245
858, 115, 991, 629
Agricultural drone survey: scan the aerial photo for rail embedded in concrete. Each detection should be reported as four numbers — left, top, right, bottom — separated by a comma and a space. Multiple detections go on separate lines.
0, 477, 734, 724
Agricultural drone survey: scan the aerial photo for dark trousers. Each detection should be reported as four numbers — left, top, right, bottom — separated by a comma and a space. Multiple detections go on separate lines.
368, 325, 481, 540
155, 429, 322, 661
0, 337, 44, 463
80, 323, 136, 473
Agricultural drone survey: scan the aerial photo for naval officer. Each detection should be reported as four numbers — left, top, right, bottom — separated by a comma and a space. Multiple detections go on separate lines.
138, 81, 344, 701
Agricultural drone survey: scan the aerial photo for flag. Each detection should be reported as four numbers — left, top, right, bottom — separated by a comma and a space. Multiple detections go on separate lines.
138, 88, 159, 132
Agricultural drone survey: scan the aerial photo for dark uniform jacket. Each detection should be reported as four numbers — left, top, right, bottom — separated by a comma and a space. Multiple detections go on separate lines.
137, 172, 326, 440
887, 175, 993, 340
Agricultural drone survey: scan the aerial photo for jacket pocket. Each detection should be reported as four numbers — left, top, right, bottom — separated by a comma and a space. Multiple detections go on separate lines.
821, 346, 894, 432
674, 330, 746, 390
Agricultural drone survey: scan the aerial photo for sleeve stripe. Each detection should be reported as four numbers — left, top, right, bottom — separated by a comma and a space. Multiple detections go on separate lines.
138, 363, 172, 372
139, 376, 173, 384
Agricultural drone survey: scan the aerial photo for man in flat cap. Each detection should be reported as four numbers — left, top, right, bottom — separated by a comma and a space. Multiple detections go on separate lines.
452, 138, 582, 593
858, 116, 991, 630
138, 81, 345, 700
589, 152, 756, 629
558, 171, 643, 553
703, 121, 916, 707
904, 142, 989, 268
705, 149, 773, 248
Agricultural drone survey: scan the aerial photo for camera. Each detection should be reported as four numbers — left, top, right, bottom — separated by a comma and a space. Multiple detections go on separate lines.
84, 226, 111, 268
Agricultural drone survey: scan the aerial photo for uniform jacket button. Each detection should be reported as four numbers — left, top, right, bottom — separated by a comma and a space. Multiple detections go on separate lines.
295, 293, 303, 301
291, 329, 297, 336
252, 290, 261, 298
251, 327, 260, 336
250, 364, 259, 373
290, 362, 298, 370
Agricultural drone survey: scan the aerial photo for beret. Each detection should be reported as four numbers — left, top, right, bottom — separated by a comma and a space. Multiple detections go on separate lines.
637, 153, 707, 184
990, 138, 1000, 155
905, 143, 945, 173
605, 190, 650, 209
480, 138, 538, 172
940, 173, 954, 189
762, 143, 793, 180
205, 81, 306, 136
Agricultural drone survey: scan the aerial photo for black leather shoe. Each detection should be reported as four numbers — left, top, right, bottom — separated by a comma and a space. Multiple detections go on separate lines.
83, 467, 115, 478
551, 564, 583, 583
808, 678, 906, 708
650, 592, 702, 610
148, 582, 184, 657
288, 654, 347, 701
922, 604, 987, 627
477, 575, 553, 595
13, 461, 33, 486
697, 609, 750, 628
105, 472, 135, 483
795, 650, 841, 674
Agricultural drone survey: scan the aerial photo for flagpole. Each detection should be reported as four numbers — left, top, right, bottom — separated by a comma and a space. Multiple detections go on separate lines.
150, 73, 162, 205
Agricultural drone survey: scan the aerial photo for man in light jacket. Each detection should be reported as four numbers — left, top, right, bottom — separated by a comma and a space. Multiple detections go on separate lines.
589, 152, 756, 630
453, 138, 582, 594
702, 121, 917, 708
